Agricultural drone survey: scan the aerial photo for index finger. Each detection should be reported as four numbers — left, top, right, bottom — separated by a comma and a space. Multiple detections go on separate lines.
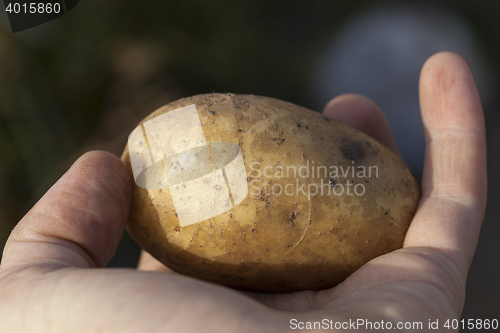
403, 52, 487, 279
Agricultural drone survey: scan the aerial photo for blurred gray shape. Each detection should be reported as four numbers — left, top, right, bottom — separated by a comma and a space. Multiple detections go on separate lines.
310, 4, 494, 179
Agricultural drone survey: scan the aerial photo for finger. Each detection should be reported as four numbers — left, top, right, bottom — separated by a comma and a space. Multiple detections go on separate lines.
137, 250, 175, 273
1, 151, 133, 271
323, 93, 400, 155
404, 52, 487, 277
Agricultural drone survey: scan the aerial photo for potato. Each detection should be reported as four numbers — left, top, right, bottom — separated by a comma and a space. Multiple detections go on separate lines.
121, 93, 420, 293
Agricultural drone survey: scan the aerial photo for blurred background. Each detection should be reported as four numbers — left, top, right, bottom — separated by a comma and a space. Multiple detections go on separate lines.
0, 0, 498, 328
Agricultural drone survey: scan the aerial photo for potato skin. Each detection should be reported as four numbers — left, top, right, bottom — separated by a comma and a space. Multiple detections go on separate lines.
121, 93, 420, 293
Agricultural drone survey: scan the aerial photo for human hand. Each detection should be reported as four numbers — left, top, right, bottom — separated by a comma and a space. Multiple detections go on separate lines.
0, 52, 486, 332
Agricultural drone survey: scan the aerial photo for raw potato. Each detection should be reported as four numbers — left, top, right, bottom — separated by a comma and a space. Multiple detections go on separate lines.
121, 93, 420, 293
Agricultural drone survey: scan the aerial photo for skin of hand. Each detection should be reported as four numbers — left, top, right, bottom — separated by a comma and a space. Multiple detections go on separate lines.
0, 52, 486, 332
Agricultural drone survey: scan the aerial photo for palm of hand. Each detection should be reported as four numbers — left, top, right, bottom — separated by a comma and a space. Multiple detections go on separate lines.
0, 52, 486, 332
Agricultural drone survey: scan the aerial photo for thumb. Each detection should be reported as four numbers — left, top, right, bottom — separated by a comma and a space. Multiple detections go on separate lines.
1, 151, 133, 271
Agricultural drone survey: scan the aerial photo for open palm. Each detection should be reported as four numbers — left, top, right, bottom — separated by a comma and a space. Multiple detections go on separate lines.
0, 52, 486, 332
